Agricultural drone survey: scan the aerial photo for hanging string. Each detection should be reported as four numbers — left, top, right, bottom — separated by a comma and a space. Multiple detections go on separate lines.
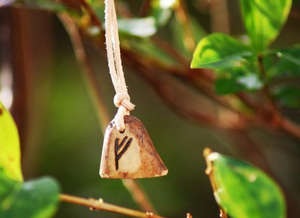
105, 0, 135, 131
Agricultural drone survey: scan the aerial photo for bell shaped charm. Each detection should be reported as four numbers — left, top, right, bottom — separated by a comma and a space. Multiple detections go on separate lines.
100, 115, 168, 178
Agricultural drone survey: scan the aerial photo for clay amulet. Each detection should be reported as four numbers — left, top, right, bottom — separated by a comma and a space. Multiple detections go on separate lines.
100, 115, 168, 178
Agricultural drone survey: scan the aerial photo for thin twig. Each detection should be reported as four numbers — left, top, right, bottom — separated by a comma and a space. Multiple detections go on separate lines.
151, 36, 189, 67
258, 54, 281, 125
59, 13, 110, 130
219, 209, 228, 218
175, 0, 196, 52
58, 0, 300, 141
186, 213, 193, 218
269, 76, 300, 86
122, 179, 156, 212
31, 0, 300, 140
58, 0, 102, 28
258, 54, 300, 137
226, 129, 274, 174
279, 118, 300, 138
139, 0, 151, 16
59, 194, 165, 218
60, 0, 251, 130
290, 8, 300, 20
209, 0, 230, 33
122, 48, 247, 130
10, 8, 31, 153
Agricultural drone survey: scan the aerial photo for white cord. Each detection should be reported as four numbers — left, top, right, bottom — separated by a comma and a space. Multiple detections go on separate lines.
105, 0, 135, 131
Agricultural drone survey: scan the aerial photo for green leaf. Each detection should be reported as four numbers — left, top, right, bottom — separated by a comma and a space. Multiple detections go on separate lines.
0, 176, 60, 218
150, 0, 178, 26
86, 0, 104, 19
0, 102, 23, 182
191, 33, 252, 70
118, 17, 157, 38
215, 71, 263, 95
240, 0, 292, 52
191, 33, 263, 94
23, 0, 66, 11
204, 149, 286, 218
0, 168, 20, 202
215, 78, 245, 95
274, 86, 300, 108
123, 38, 177, 66
265, 46, 300, 78
87, 0, 177, 38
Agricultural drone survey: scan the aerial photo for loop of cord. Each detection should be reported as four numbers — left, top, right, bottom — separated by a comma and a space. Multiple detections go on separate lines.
105, 0, 135, 131
113, 93, 135, 111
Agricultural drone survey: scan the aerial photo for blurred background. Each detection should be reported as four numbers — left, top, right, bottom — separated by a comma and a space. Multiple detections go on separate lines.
0, 0, 300, 217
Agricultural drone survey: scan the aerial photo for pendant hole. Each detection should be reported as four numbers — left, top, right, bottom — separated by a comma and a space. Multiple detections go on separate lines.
119, 129, 125, 134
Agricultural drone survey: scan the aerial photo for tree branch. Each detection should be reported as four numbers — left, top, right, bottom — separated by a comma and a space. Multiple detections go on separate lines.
279, 117, 300, 138
258, 54, 300, 138
59, 194, 165, 218
27, 0, 300, 140
59, 12, 110, 129
151, 36, 189, 67
122, 48, 247, 130
209, 0, 230, 33
122, 179, 156, 212
175, 0, 196, 52
55, 0, 250, 131
58, 0, 102, 28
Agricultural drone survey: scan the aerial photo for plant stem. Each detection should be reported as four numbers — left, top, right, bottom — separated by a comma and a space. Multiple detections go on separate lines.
59, 13, 110, 130
175, 0, 196, 52
139, 0, 151, 16
151, 36, 189, 67
58, 0, 300, 141
121, 48, 247, 130
186, 213, 193, 218
280, 117, 300, 138
257, 54, 281, 121
122, 179, 156, 212
30, 0, 300, 139
59, 194, 165, 218
209, 0, 230, 33
257, 54, 300, 138
219, 209, 228, 218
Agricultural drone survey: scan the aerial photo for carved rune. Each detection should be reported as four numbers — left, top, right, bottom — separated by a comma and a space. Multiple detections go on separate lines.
114, 136, 133, 170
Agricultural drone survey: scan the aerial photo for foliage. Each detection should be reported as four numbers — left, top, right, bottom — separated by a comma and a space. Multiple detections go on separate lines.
191, 0, 299, 104
0, 103, 22, 181
0, 175, 60, 218
240, 0, 292, 52
204, 149, 285, 218
1, 0, 300, 217
0, 103, 60, 218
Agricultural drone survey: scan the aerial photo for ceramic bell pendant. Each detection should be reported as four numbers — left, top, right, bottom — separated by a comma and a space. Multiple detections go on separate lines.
100, 115, 168, 179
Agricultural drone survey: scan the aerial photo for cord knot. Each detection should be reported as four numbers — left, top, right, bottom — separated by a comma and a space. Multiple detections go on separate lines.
114, 93, 135, 111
